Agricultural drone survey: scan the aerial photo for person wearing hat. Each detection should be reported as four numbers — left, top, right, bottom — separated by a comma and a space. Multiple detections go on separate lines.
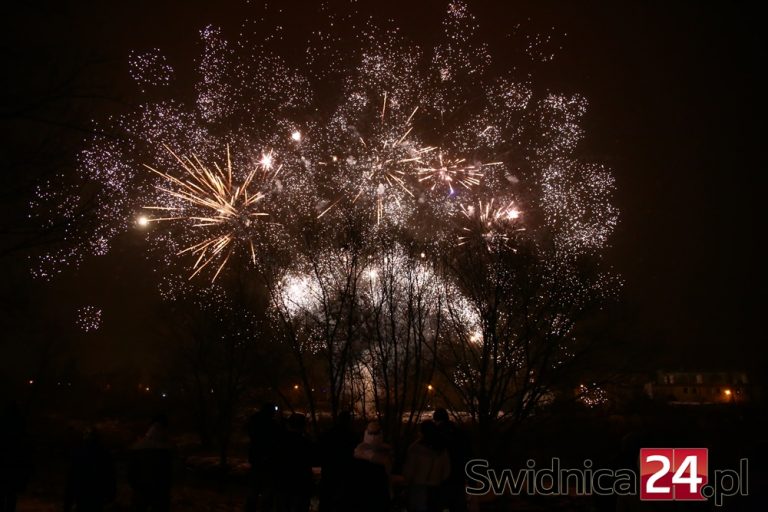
348, 421, 392, 512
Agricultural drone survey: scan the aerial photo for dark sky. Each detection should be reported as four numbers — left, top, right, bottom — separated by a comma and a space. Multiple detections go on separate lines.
1, 1, 763, 378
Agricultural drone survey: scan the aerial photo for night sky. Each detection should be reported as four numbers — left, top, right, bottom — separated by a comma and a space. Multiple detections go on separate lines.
1, 1, 763, 379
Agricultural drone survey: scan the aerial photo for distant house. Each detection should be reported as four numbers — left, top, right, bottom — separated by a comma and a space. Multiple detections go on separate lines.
645, 370, 749, 404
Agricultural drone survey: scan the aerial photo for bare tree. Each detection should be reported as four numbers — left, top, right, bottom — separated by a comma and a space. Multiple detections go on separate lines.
438, 235, 609, 432
266, 224, 365, 430
161, 279, 268, 467
355, 244, 443, 454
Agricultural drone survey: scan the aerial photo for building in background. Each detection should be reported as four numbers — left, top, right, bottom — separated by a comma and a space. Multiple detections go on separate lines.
645, 370, 750, 404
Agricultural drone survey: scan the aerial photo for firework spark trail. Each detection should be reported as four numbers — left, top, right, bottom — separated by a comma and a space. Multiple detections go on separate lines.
141, 144, 279, 281
458, 198, 524, 249
416, 153, 505, 194
321, 96, 441, 224
418, 158, 479, 193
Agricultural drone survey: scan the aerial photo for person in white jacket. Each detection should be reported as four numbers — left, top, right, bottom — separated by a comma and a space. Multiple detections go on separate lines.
404, 420, 451, 512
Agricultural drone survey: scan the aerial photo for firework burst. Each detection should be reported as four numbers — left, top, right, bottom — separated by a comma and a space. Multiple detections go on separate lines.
318, 94, 437, 224
141, 144, 280, 281
28, 2, 623, 425
458, 198, 524, 249
416, 151, 491, 195
76, 306, 102, 332
33, 1, 618, 316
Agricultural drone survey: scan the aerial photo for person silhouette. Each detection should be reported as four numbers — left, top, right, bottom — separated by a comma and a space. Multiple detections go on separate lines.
245, 403, 283, 512
127, 414, 175, 512
348, 421, 392, 512
433, 408, 471, 512
404, 420, 451, 512
0, 401, 29, 512
274, 413, 313, 512
64, 427, 116, 512
318, 410, 357, 512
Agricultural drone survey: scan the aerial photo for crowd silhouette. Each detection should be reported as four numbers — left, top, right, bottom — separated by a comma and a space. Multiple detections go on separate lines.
245, 406, 471, 512
7, 398, 765, 512
1, 399, 472, 512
